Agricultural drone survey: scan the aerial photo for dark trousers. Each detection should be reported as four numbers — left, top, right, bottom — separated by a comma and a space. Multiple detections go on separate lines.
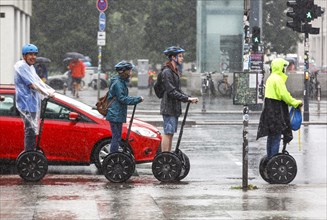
21, 112, 37, 151
109, 121, 123, 153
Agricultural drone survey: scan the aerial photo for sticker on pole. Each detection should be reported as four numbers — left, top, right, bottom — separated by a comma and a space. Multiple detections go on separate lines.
96, 0, 108, 12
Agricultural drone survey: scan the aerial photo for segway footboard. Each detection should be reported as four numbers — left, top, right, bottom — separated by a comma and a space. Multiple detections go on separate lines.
16, 151, 48, 182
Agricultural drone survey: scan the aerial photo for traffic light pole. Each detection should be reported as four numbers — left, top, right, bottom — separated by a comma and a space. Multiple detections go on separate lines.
303, 32, 310, 121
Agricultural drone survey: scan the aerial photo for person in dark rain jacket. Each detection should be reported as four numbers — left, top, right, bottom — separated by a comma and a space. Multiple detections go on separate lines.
160, 46, 199, 152
257, 58, 302, 159
106, 61, 143, 153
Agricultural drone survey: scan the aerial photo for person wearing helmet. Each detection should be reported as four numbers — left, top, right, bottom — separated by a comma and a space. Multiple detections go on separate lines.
257, 58, 302, 159
14, 44, 55, 151
160, 46, 199, 152
106, 60, 144, 153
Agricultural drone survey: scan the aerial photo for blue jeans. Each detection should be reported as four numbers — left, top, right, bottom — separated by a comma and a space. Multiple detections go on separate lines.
266, 133, 281, 159
109, 122, 122, 153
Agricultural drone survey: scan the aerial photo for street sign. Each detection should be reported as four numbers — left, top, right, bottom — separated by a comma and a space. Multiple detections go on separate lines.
99, 12, 106, 31
97, 31, 106, 46
96, 0, 108, 12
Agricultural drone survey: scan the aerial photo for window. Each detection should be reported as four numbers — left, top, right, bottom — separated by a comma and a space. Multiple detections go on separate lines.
0, 94, 16, 116
43, 100, 72, 120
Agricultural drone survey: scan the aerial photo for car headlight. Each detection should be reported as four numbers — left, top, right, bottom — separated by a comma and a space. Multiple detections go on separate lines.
131, 126, 157, 138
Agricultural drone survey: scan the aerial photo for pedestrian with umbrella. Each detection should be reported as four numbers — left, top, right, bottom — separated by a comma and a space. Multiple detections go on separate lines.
66, 52, 85, 98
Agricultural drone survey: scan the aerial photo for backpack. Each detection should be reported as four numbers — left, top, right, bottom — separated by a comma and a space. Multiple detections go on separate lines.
95, 92, 116, 116
95, 80, 116, 116
154, 66, 167, 98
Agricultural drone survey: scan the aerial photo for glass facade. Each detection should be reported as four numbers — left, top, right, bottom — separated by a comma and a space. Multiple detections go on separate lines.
196, 0, 243, 73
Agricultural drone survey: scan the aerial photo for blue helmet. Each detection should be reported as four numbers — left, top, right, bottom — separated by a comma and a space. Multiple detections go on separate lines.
22, 44, 38, 55
163, 46, 185, 57
115, 60, 135, 72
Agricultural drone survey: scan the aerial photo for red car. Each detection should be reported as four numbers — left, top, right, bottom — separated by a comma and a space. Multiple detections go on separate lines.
0, 85, 161, 171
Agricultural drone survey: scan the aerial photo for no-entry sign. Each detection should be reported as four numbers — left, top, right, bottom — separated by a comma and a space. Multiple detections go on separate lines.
96, 0, 108, 12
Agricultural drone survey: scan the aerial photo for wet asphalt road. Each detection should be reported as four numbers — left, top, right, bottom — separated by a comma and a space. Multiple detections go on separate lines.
0, 87, 326, 219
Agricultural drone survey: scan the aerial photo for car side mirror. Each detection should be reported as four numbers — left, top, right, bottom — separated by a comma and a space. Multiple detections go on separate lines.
69, 112, 79, 121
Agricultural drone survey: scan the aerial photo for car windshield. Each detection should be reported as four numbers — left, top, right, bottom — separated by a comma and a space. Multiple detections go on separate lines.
55, 93, 103, 117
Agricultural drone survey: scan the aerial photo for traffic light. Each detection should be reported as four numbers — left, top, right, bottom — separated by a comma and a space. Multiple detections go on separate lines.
286, 0, 301, 31
286, 0, 325, 34
251, 26, 260, 52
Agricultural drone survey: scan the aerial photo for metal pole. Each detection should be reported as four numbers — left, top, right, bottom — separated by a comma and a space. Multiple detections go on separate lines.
97, 46, 102, 100
304, 33, 310, 121
242, 105, 249, 191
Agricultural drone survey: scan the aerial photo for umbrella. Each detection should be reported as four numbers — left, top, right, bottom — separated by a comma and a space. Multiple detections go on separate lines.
82, 56, 92, 62
36, 57, 51, 63
64, 52, 85, 60
63, 57, 73, 63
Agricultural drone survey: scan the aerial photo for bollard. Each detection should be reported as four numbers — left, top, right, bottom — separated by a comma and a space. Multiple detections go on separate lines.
242, 105, 249, 191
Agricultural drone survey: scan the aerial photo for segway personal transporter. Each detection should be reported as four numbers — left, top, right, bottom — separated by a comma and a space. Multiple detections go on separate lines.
259, 141, 297, 184
16, 99, 49, 182
102, 105, 137, 183
152, 102, 191, 182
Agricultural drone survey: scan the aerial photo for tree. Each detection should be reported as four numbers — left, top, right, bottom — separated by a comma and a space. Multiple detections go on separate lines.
30, 0, 196, 71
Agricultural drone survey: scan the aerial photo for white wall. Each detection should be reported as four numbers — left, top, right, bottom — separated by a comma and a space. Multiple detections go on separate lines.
0, 0, 32, 84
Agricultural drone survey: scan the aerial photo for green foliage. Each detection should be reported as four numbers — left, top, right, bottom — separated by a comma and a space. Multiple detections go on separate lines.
30, 0, 300, 71
262, 0, 302, 54
31, 0, 196, 71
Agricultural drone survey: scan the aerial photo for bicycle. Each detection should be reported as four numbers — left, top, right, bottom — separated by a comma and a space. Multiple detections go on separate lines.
201, 71, 217, 98
217, 72, 233, 97
309, 70, 321, 100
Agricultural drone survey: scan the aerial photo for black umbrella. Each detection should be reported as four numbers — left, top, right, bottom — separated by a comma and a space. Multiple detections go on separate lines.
36, 57, 51, 63
64, 52, 85, 60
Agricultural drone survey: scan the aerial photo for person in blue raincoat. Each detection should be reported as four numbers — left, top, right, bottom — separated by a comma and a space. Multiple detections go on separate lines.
14, 44, 55, 151
106, 61, 144, 153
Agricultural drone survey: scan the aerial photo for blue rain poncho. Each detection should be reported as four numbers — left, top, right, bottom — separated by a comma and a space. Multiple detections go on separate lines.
14, 60, 55, 134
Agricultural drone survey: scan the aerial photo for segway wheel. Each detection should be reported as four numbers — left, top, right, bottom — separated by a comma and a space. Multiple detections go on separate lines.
152, 152, 182, 182
259, 155, 273, 183
16, 151, 48, 182
176, 151, 190, 181
267, 153, 297, 184
102, 152, 135, 183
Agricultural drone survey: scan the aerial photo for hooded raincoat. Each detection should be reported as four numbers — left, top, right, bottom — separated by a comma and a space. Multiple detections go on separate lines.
106, 76, 142, 123
256, 58, 302, 144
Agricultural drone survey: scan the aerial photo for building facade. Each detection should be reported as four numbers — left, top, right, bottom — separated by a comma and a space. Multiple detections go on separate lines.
0, 0, 32, 84
196, 0, 244, 73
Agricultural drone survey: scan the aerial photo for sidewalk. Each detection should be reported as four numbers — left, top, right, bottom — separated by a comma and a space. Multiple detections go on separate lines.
78, 86, 326, 126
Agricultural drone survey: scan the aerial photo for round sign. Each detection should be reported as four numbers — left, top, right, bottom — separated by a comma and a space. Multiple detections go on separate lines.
96, 0, 108, 12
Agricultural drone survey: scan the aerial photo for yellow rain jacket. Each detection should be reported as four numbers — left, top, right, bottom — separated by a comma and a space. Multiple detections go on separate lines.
257, 58, 302, 143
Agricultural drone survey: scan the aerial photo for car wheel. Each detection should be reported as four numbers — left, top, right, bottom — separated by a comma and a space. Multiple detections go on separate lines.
92, 139, 111, 171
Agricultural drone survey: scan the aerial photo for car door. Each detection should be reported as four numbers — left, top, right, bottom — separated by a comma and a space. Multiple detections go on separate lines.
40, 99, 88, 163
0, 93, 24, 160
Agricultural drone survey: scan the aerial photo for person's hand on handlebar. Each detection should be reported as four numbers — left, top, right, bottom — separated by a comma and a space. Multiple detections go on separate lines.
188, 97, 199, 104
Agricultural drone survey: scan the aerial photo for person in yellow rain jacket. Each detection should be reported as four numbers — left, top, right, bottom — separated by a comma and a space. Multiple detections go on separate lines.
257, 58, 302, 159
